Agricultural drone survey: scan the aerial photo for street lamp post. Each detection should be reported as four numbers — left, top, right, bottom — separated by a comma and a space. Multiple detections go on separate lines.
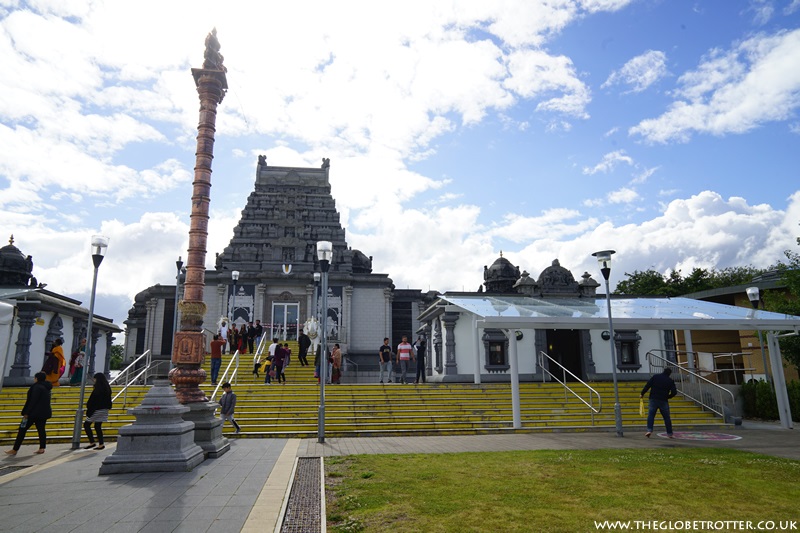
746, 287, 771, 384
313, 272, 321, 322
316, 241, 332, 444
71, 235, 109, 450
592, 249, 623, 437
229, 270, 239, 326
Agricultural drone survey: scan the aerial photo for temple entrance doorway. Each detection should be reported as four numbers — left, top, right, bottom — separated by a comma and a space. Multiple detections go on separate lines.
271, 303, 299, 341
545, 329, 584, 381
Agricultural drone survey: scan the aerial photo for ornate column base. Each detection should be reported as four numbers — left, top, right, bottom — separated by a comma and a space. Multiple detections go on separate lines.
170, 330, 208, 403
183, 401, 230, 458
99, 380, 205, 474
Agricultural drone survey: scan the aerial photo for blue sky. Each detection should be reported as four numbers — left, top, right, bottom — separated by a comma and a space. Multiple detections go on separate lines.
1, 0, 799, 334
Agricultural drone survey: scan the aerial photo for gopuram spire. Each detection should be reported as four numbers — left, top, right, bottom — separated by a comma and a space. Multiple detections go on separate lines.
169, 29, 228, 404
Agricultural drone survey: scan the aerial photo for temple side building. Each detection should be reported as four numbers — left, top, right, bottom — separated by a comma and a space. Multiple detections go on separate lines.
0, 236, 121, 386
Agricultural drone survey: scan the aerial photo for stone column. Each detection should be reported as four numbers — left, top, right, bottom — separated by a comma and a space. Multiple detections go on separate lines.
90, 327, 101, 374
104, 333, 115, 378
433, 317, 443, 373
9, 302, 37, 379
443, 312, 459, 375
72, 317, 87, 354
383, 288, 393, 339
168, 29, 230, 459
343, 285, 353, 345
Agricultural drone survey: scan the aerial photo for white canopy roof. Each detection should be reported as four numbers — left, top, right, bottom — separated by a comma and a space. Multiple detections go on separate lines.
440, 294, 800, 332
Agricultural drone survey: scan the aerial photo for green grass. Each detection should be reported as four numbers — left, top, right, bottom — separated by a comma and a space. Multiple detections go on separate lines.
325, 449, 800, 533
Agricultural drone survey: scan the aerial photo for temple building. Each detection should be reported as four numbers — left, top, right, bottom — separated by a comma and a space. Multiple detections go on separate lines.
0, 236, 121, 386
124, 158, 434, 364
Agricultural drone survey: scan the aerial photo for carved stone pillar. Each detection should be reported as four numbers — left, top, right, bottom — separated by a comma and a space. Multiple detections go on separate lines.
383, 288, 393, 339
442, 312, 459, 375
343, 286, 353, 345
256, 283, 267, 322
167, 29, 230, 459
90, 327, 101, 374
433, 318, 442, 373
72, 317, 87, 354
104, 333, 115, 377
217, 284, 227, 322
9, 302, 37, 378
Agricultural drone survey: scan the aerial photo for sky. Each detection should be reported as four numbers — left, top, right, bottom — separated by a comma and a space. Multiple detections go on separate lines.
1, 0, 800, 340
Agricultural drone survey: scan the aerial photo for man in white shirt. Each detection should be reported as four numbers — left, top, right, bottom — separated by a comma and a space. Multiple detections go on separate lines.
396, 336, 415, 384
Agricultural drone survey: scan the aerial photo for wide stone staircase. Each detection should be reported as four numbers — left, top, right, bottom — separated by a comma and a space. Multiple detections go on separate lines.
0, 347, 730, 445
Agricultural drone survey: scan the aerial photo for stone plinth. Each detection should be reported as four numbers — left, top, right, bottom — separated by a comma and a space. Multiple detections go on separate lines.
99, 380, 205, 475
184, 401, 230, 458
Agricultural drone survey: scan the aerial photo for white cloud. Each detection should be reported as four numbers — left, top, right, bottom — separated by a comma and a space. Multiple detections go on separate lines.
631, 166, 660, 184
602, 50, 668, 93
607, 187, 640, 204
582, 150, 634, 174
630, 29, 800, 143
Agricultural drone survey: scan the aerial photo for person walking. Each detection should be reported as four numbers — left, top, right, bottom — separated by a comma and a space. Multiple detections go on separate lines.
330, 344, 342, 384
44, 338, 66, 387
298, 330, 311, 366
254, 319, 264, 353
247, 322, 257, 354
219, 382, 241, 434
414, 336, 427, 384
272, 343, 287, 384
69, 338, 87, 386
282, 342, 292, 381
6, 372, 52, 455
641, 367, 678, 438
83, 372, 112, 450
396, 335, 415, 384
209, 334, 226, 385
265, 338, 279, 384
219, 319, 229, 354
378, 338, 393, 384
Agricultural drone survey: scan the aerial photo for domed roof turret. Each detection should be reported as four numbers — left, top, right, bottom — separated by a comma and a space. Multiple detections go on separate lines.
483, 252, 520, 293
537, 259, 580, 297
0, 235, 34, 287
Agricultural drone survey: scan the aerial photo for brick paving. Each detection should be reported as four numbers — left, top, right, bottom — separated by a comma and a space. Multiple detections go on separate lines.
0, 421, 797, 532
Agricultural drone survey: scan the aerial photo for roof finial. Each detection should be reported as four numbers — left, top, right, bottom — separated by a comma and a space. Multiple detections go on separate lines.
8, 234, 13, 246
499, 250, 503, 258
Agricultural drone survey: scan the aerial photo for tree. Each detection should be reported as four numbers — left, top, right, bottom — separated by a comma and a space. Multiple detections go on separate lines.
614, 265, 770, 297
763, 240, 800, 371
109, 344, 124, 370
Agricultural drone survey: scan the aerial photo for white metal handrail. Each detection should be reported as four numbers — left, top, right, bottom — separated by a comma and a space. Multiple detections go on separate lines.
110, 350, 151, 407
210, 350, 239, 401
538, 350, 601, 424
343, 356, 358, 376
646, 350, 736, 419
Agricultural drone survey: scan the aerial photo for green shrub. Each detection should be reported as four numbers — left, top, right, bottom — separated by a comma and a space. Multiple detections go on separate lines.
741, 379, 800, 421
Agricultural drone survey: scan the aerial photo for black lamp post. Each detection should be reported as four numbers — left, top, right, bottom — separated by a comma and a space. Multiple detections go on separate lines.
316, 241, 332, 443
230, 270, 239, 326
72, 235, 109, 450
746, 286, 771, 384
592, 249, 623, 437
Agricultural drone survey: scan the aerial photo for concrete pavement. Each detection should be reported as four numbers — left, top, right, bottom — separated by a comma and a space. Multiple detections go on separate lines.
0, 421, 798, 532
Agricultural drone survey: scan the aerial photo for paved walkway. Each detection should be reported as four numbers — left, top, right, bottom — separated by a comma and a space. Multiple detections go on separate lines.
0, 422, 798, 532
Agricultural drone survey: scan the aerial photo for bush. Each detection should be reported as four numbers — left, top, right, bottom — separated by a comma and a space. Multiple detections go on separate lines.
741, 379, 800, 421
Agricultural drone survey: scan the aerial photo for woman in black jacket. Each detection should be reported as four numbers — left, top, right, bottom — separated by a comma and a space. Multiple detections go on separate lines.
83, 373, 113, 450
5, 372, 52, 455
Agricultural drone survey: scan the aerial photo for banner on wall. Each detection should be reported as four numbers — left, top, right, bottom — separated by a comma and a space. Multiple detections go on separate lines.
325, 286, 343, 341
229, 284, 255, 326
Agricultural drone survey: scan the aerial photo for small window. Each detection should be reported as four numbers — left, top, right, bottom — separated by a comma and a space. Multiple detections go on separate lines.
482, 329, 510, 373
614, 330, 641, 371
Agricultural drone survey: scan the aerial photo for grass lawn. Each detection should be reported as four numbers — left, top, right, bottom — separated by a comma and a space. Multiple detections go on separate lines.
325, 448, 800, 533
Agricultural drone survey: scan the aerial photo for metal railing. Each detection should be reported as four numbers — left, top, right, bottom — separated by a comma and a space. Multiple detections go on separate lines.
110, 350, 159, 407
646, 350, 736, 420
210, 349, 239, 401
343, 356, 358, 378
538, 351, 601, 424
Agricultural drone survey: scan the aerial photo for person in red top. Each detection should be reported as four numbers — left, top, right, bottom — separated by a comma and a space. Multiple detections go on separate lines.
396, 336, 415, 384
210, 334, 226, 385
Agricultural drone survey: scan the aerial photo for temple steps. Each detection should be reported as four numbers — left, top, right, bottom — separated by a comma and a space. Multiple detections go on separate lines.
0, 373, 728, 445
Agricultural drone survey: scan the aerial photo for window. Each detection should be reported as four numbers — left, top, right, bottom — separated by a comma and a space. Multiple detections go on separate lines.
614, 330, 641, 371
482, 329, 509, 372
